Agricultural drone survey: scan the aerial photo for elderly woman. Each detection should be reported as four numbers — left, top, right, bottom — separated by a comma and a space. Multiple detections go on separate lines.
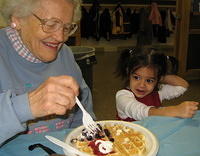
0, 0, 95, 145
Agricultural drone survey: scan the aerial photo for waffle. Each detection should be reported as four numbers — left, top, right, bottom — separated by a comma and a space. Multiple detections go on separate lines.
71, 123, 146, 156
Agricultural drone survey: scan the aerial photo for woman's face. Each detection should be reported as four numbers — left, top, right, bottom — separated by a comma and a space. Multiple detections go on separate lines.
129, 66, 158, 98
13, 0, 74, 62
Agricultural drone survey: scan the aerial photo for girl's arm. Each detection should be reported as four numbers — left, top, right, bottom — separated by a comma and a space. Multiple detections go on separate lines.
149, 101, 199, 118
116, 90, 199, 119
160, 75, 189, 88
156, 75, 198, 118
116, 89, 152, 120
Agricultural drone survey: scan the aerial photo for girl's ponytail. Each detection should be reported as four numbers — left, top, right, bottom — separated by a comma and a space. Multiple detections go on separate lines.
115, 48, 134, 80
115, 46, 179, 87
166, 56, 179, 74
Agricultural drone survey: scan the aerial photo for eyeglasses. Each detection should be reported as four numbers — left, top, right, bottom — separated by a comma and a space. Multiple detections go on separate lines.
32, 13, 78, 36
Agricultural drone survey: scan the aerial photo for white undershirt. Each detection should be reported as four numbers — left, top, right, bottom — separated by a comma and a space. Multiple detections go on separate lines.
116, 84, 187, 120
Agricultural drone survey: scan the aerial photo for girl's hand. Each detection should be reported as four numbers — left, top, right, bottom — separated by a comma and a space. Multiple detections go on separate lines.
174, 101, 199, 118
149, 101, 199, 118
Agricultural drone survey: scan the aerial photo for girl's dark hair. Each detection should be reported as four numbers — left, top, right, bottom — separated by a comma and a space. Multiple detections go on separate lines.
115, 47, 178, 87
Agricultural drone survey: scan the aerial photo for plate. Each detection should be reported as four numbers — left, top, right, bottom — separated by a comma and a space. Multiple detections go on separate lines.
64, 120, 159, 156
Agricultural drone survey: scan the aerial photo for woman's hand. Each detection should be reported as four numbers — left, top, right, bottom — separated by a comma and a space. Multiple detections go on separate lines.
28, 75, 79, 118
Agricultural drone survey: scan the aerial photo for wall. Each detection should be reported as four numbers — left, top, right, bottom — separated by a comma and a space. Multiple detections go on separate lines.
0, 0, 7, 28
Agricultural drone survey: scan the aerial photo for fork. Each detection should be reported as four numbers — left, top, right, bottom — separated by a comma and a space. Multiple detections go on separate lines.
75, 97, 100, 133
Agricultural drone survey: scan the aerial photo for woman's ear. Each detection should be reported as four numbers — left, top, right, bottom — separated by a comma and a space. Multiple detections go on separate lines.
11, 22, 16, 28
11, 16, 21, 30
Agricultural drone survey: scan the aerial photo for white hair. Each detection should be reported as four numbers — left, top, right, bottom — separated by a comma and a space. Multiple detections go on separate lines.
1, 0, 82, 24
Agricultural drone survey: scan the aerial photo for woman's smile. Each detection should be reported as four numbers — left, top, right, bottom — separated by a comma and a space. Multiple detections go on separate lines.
42, 41, 60, 50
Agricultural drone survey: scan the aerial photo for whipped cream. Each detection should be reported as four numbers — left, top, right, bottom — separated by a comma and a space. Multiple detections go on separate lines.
95, 140, 113, 154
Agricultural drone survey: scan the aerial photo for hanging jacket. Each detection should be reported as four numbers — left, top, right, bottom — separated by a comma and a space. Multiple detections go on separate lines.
148, 2, 162, 38
123, 8, 132, 33
89, 0, 101, 40
99, 8, 112, 40
80, 6, 91, 39
130, 9, 140, 34
149, 2, 162, 25
112, 4, 124, 34
137, 8, 153, 46
157, 10, 167, 43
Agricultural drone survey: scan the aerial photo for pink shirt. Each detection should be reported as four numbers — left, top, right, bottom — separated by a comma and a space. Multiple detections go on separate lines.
6, 27, 41, 63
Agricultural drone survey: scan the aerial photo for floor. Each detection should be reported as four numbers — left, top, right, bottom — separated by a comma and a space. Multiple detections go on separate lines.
82, 34, 175, 52
80, 37, 200, 120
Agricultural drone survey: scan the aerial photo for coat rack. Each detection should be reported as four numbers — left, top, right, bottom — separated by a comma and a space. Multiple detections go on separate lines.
82, 4, 176, 11
82, 0, 176, 5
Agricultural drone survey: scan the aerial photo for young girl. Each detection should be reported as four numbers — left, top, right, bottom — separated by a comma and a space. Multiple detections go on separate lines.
115, 47, 199, 121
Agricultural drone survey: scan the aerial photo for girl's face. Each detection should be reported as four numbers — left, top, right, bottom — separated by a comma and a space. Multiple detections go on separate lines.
129, 66, 158, 98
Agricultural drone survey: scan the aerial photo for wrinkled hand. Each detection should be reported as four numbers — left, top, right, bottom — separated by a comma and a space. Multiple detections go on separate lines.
28, 75, 79, 118
175, 101, 199, 118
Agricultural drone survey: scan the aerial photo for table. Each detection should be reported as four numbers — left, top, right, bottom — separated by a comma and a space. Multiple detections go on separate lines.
1, 111, 200, 156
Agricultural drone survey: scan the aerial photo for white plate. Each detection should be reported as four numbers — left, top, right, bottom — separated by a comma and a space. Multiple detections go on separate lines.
64, 120, 159, 156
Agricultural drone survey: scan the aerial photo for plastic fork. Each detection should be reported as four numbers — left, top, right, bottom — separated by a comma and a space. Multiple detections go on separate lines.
75, 97, 99, 133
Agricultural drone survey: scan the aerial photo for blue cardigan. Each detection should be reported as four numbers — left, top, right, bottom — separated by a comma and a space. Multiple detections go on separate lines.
0, 27, 95, 145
